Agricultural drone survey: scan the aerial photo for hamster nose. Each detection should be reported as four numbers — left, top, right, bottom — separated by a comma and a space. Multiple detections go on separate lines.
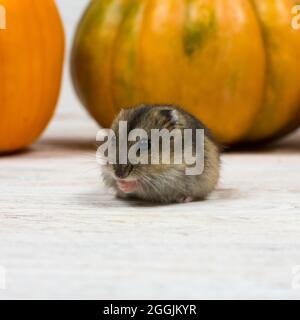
114, 165, 132, 179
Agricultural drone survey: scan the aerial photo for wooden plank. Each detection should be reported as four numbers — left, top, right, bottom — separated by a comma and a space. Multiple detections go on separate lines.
0, 109, 299, 299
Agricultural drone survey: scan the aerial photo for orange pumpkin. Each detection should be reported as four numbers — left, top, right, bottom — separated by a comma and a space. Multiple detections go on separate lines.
0, 0, 65, 153
71, 0, 300, 145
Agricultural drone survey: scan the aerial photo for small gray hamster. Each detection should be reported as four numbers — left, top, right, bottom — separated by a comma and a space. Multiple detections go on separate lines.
101, 104, 220, 204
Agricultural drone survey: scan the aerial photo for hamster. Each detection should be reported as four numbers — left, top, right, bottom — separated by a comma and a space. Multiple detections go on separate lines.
101, 104, 220, 204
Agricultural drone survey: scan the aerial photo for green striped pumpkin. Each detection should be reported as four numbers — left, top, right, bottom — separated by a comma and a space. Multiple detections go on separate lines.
72, 0, 300, 145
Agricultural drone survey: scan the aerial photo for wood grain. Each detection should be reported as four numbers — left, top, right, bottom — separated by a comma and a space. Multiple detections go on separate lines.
0, 108, 300, 299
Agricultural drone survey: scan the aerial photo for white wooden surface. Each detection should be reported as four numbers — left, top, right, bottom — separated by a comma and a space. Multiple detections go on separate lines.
0, 108, 300, 300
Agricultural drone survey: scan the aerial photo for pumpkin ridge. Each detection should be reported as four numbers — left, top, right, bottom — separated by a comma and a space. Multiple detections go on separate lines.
111, 0, 146, 108
183, 0, 217, 57
245, 0, 300, 142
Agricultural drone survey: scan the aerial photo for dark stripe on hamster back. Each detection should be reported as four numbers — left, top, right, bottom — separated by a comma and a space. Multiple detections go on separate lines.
127, 104, 216, 144
159, 109, 179, 129
127, 105, 151, 131
174, 106, 215, 142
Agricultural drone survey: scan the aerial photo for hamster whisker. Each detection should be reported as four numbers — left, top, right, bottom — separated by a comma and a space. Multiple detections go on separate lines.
156, 173, 186, 194
138, 172, 161, 195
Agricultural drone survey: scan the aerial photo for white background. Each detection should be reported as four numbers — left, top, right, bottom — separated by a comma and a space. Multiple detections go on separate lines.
56, 0, 90, 113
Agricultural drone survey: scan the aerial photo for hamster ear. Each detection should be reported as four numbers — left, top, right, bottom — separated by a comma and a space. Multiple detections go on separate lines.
170, 110, 179, 124
160, 109, 179, 125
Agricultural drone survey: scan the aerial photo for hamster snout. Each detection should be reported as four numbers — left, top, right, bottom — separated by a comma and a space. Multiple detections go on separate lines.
113, 164, 133, 180
101, 104, 220, 204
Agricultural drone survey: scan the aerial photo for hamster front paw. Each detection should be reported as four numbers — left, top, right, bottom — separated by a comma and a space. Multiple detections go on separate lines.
176, 196, 194, 203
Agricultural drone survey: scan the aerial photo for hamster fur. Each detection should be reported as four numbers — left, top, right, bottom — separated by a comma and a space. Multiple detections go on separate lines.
101, 105, 220, 204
